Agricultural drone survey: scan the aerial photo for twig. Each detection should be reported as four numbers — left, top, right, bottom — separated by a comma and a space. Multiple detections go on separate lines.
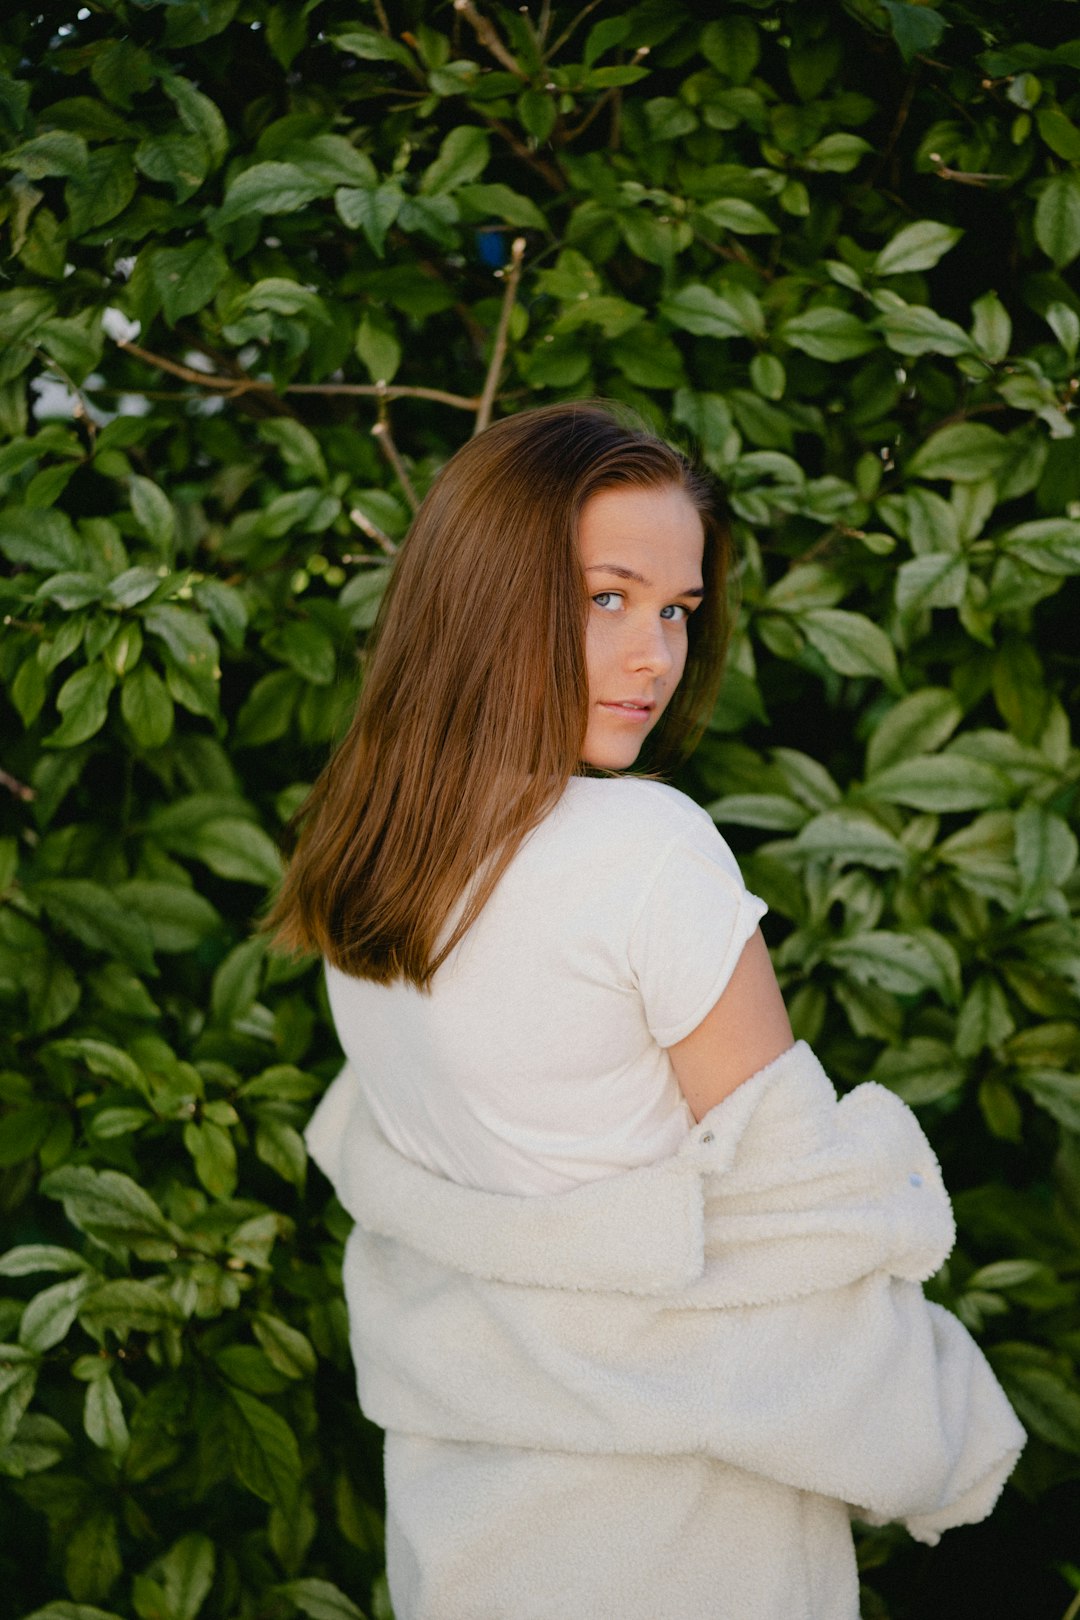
482, 115, 567, 190
561, 46, 649, 145
929, 155, 1010, 186
453, 0, 526, 77
474, 237, 526, 435
286, 382, 479, 409
33, 349, 98, 445
111, 338, 479, 409
348, 509, 398, 555
0, 766, 35, 802
544, 0, 604, 62
372, 411, 420, 513
862, 71, 917, 192
371, 0, 391, 34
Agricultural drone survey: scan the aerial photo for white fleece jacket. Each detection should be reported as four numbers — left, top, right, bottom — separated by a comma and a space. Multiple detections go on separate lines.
305, 1040, 1025, 1620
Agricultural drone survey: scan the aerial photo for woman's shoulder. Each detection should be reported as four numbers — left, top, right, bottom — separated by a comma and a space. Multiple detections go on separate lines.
554, 775, 720, 856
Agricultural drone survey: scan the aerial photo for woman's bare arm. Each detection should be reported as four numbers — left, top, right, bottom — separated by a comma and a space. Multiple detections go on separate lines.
666, 929, 795, 1123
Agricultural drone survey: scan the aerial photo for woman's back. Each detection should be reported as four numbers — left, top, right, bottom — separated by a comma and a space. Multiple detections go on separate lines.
325, 775, 766, 1195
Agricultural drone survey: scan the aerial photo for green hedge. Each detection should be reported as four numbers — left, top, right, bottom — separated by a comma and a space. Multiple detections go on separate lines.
2, 2, 1080, 1616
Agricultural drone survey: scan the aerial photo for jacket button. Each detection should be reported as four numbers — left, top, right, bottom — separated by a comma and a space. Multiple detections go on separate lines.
701, 1131, 714, 1144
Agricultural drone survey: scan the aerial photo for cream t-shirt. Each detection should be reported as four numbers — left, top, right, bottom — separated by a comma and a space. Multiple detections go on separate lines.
323, 775, 768, 1196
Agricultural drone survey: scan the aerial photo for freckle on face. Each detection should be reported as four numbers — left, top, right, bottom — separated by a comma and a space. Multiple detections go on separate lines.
577, 483, 705, 770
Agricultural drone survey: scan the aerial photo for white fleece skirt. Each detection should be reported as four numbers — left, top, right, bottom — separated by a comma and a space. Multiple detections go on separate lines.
383, 1431, 861, 1620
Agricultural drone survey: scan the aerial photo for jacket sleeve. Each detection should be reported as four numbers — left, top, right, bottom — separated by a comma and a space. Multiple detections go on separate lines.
313, 1043, 1025, 1545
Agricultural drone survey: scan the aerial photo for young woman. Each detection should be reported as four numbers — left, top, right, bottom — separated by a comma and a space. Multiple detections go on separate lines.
265, 402, 1023, 1620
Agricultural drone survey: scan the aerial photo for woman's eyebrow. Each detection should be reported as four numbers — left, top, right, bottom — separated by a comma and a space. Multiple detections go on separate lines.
585, 564, 704, 598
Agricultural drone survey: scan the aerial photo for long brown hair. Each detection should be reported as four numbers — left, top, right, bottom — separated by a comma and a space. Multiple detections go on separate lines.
260, 401, 731, 988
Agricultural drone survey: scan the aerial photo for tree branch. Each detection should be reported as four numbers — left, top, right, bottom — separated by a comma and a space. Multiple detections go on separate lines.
0, 766, 35, 802
474, 236, 526, 435
452, 0, 526, 77
110, 338, 480, 410
372, 412, 420, 513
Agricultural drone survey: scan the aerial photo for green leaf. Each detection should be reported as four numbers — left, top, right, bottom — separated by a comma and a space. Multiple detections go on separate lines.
456, 183, 545, 229
799, 609, 898, 683
189, 821, 282, 887
800, 134, 871, 174
65, 1508, 122, 1604
151, 240, 229, 325
32, 879, 156, 973
355, 312, 401, 384
826, 931, 951, 998
420, 126, 489, 195
994, 1353, 1080, 1453
211, 935, 266, 1026
84, 1374, 129, 1459
907, 423, 1009, 482
19, 1274, 94, 1352
217, 162, 326, 224
112, 881, 221, 953
335, 183, 402, 257
795, 809, 908, 870
253, 1312, 318, 1379
881, 1, 947, 63
3, 131, 88, 181
955, 975, 1015, 1058
39, 1167, 177, 1257
255, 1116, 307, 1188
0, 1346, 38, 1449
708, 794, 807, 832
1014, 804, 1078, 903
0, 1410, 70, 1479
696, 197, 777, 235
0, 1246, 88, 1279
45, 658, 114, 749
660, 283, 749, 339
895, 552, 968, 620
1019, 1069, 1080, 1134
277, 135, 376, 191
130, 476, 176, 550
184, 1119, 238, 1198
122, 663, 175, 749
234, 670, 303, 747
780, 307, 875, 361
277, 1579, 367, 1620
865, 754, 1011, 812
700, 17, 760, 84
330, 28, 417, 69
161, 74, 228, 169
43, 1037, 147, 1094
80, 1279, 185, 1337
999, 518, 1080, 576
517, 88, 557, 144
870, 1039, 967, 1105
155, 1534, 216, 1620
865, 689, 962, 776
226, 1387, 302, 1510
1035, 171, 1080, 268
971, 291, 1012, 363
874, 221, 963, 276
0, 506, 80, 571
879, 304, 973, 358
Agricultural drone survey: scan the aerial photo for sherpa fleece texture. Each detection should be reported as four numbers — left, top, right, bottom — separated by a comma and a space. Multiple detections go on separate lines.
305, 1040, 1025, 1620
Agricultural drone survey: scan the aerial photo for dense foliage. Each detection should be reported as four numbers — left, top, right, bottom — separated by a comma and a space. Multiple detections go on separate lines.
2, 1, 1080, 1616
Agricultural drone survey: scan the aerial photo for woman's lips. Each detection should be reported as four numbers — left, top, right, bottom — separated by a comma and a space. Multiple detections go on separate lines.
599, 702, 653, 722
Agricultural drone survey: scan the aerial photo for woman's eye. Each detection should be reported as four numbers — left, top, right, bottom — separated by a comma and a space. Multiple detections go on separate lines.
591, 592, 621, 611
660, 604, 691, 622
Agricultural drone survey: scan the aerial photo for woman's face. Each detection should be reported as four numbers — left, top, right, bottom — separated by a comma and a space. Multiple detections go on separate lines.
578, 482, 705, 770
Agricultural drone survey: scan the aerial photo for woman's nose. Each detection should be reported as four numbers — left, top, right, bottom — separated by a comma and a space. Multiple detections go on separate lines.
625, 615, 674, 675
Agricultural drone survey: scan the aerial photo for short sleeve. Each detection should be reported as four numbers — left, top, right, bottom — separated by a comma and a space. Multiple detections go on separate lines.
627, 814, 768, 1048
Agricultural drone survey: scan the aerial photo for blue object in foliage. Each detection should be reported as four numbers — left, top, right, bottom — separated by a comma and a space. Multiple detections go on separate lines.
476, 229, 510, 268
